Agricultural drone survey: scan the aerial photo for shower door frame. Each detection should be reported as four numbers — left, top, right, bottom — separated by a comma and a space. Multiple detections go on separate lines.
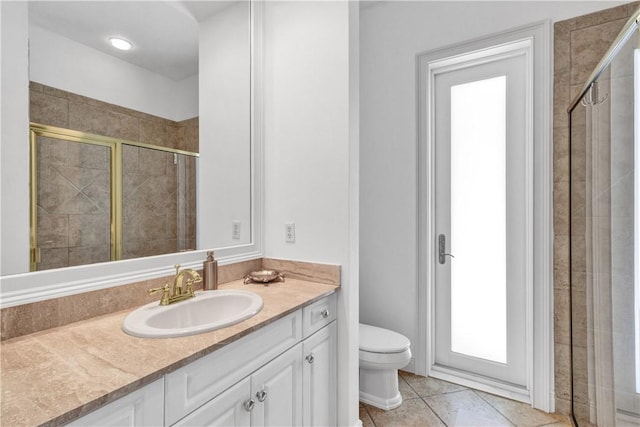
29, 123, 199, 271
416, 21, 553, 411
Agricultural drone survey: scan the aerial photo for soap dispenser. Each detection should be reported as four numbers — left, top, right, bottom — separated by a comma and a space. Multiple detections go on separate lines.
202, 251, 218, 290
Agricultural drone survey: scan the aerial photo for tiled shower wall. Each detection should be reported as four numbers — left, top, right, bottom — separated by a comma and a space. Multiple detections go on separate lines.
552, 1, 639, 415
29, 82, 198, 152
30, 82, 198, 269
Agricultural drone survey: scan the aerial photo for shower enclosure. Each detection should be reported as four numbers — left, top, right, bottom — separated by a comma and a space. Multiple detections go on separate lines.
30, 124, 197, 271
568, 9, 640, 426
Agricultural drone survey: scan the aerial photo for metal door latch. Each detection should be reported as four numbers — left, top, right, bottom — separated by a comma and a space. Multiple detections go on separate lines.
438, 234, 455, 264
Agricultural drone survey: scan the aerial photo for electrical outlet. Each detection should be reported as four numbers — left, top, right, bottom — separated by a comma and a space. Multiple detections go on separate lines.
285, 222, 295, 243
232, 221, 241, 240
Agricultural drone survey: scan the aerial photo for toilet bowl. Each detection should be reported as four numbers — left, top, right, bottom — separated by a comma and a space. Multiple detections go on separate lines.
359, 323, 411, 410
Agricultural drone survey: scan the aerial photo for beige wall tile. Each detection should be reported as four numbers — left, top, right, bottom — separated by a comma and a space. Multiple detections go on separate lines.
570, 19, 628, 86
553, 127, 569, 183
68, 245, 110, 267
554, 288, 571, 346
69, 102, 108, 135
37, 247, 69, 271
106, 111, 139, 141
30, 90, 68, 127
553, 72, 571, 130
554, 343, 571, 401
140, 119, 170, 147
37, 214, 69, 248
572, 3, 629, 30
553, 23, 571, 76
553, 181, 569, 236
218, 258, 263, 283
262, 258, 341, 285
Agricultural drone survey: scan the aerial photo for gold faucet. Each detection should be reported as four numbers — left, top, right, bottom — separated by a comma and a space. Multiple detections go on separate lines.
149, 264, 202, 306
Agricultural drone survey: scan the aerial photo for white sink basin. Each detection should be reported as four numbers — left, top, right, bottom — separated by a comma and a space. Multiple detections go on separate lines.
122, 290, 263, 338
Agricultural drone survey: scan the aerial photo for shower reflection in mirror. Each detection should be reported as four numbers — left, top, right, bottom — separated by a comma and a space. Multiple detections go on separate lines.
30, 123, 198, 272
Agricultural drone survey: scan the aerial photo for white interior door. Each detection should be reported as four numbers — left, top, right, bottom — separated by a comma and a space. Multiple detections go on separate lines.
433, 53, 529, 388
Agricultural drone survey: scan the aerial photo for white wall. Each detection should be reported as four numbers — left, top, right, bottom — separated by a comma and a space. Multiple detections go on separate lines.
29, 24, 197, 122
263, 2, 358, 425
359, 0, 627, 373
0, 2, 30, 276
198, 2, 251, 249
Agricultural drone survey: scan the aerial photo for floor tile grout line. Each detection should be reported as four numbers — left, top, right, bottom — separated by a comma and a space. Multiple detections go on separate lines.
361, 403, 377, 427
419, 395, 450, 427
472, 389, 519, 426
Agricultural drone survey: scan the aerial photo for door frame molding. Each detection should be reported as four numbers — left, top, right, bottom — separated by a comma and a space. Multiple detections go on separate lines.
415, 21, 553, 411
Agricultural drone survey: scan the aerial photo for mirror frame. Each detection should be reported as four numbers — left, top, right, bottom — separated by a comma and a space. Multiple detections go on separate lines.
0, 1, 264, 309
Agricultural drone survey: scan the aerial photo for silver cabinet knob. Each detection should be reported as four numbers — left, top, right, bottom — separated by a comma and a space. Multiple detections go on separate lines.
306, 353, 315, 364
321, 309, 329, 318
256, 390, 267, 402
243, 399, 255, 411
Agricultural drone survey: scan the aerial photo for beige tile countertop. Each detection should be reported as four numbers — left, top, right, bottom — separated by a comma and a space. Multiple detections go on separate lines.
0, 278, 338, 427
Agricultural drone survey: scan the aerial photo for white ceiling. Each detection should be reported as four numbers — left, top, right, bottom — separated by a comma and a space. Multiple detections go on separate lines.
28, 1, 236, 81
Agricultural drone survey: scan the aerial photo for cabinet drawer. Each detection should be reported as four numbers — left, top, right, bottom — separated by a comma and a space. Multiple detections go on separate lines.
165, 311, 302, 425
302, 293, 336, 338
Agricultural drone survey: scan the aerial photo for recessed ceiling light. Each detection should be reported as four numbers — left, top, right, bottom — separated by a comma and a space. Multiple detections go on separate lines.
109, 37, 133, 51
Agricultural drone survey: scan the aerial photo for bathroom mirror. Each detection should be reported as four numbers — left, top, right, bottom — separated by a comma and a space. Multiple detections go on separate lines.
0, 0, 262, 305
26, 1, 251, 270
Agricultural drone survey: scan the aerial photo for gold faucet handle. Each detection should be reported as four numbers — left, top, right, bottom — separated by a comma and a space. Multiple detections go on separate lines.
185, 278, 195, 296
149, 284, 170, 305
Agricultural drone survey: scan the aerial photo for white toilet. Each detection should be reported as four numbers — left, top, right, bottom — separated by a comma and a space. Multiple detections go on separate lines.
359, 323, 412, 410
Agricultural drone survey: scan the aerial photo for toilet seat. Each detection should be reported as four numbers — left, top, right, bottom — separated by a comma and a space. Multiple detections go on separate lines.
359, 348, 411, 367
359, 323, 410, 354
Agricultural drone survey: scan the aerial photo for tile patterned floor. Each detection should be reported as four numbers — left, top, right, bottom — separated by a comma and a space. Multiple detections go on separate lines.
359, 371, 573, 427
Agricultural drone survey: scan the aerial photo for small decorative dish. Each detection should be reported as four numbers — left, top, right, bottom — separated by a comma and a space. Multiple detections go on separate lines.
244, 270, 285, 285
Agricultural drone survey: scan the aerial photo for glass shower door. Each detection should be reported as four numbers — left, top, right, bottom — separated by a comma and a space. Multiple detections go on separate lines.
31, 131, 114, 271
569, 24, 640, 426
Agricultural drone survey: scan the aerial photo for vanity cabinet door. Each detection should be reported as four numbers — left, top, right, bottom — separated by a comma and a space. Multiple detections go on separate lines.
250, 343, 303, 427
172, 377, 251, 427
67, 378, 164, 427
303, 321, 337, 426
165, 311, 302, 425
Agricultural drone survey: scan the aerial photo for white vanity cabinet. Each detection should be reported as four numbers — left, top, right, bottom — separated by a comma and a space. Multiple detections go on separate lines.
169, 293, 337, 427
175, 343, 304, 427
175, 323, 337, 427
68, 293, 336, 427
250, 343, 304, 426
303, 321, 337, 426
67, 378, 164, 427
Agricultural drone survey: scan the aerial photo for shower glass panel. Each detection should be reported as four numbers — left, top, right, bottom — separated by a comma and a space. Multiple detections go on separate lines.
121, 145, 197, 259
32, 134, 114, 271
569, 17, 640, 426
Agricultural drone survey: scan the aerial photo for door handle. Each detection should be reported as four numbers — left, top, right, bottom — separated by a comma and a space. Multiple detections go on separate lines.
439, 234, 455, 264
